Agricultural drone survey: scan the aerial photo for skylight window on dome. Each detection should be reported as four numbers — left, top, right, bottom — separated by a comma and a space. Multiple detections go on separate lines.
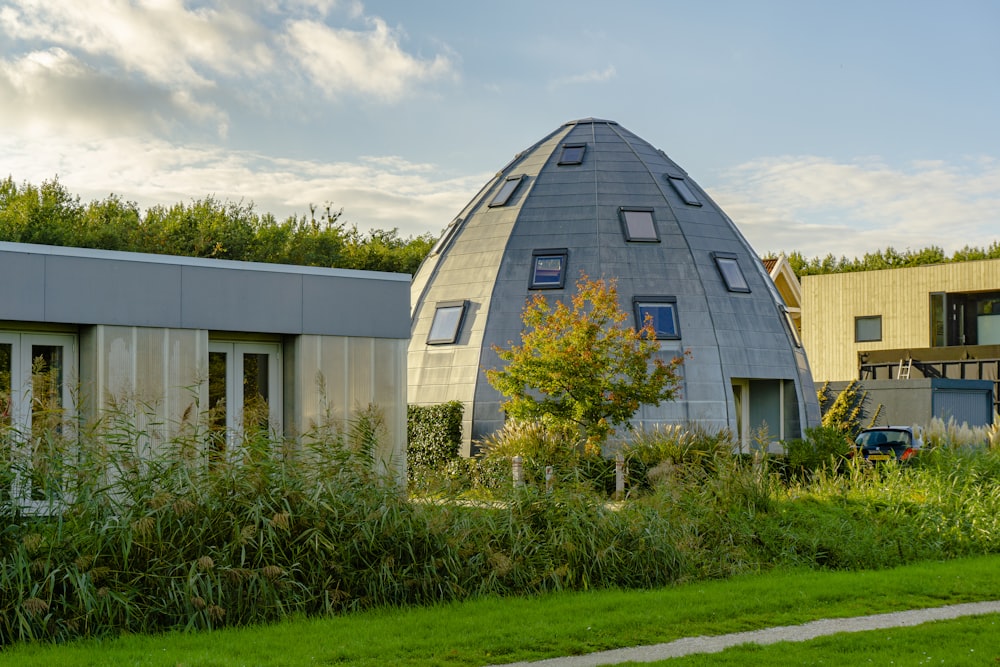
619, 208, 659, 242
666, 175, 702, 206
427, 301, 468, 345
558, 143, 586, 165
489, 175, 524, 207
634, 297, 680, 340
430, 218, 461, 256
530, 249, 568, 289
712, 252, 750, 293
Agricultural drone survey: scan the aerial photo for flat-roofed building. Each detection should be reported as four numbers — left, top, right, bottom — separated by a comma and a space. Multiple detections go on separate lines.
0, 241, 410, 507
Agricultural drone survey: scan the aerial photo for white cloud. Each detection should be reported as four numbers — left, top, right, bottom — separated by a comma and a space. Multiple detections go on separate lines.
283, 16, 455, 101
0, 0, 270, 87
0, 1, 457, 140
0, 48, 228, 138
0, 134, 483, 238
708, 156, 1000, 258
548, 65, 616, 89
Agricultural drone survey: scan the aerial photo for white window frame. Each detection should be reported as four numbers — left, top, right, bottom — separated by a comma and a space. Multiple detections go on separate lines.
208, 341, 282, 458
1, 332, 77, 513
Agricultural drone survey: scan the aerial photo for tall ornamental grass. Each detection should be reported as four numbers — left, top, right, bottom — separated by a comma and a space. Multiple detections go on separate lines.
4, 410, 1000, 646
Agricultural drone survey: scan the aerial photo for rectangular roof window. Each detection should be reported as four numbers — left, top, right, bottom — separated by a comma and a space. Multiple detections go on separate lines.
489, 175, 525, 207
430, 218, 461, 256
666, 175, 702, 206
712, 252, 750, 292
558, 143, 586, 165
619, 208, 659, 242
427, 301, 468, 345
634, 297, 680, 340
530, 249, 568, 289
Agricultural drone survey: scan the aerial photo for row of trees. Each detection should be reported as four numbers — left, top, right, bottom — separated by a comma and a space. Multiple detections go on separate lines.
0, 177, 435, 275
780, 243, 1000, 277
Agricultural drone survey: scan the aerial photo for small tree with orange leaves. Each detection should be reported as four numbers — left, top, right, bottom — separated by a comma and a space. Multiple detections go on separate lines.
486, 274, 685, 451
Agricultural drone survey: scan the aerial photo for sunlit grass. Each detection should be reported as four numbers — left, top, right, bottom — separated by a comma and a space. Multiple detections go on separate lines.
2, 555, 999, 666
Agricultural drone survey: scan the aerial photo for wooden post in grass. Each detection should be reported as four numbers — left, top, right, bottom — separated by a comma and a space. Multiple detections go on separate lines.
615, 451, 625, 500
513, 455, 524, 488
545, 465, 554, 493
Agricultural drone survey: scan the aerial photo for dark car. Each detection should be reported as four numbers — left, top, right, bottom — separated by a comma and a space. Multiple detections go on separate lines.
851, 426, 923, 463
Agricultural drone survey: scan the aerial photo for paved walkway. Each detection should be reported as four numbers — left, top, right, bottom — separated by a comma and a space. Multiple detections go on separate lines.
490, 600, 1000, 666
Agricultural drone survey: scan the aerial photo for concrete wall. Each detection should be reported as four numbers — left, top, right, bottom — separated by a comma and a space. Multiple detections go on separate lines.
826, 379, 994, 428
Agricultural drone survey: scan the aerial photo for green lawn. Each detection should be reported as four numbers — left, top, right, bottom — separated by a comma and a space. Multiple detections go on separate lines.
3, 555, 999, 666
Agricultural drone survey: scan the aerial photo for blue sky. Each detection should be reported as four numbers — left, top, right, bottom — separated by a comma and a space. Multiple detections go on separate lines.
1, 0, 997, 258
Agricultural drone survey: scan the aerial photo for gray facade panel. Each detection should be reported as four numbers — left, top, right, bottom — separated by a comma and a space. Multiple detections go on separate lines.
47, 256, 183, 327
302, 275, 411, 339
1, 242, 409, 338
0, 251, 46, 321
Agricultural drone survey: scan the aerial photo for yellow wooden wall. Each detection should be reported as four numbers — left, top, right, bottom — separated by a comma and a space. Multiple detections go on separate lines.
801, 259, 1000, 381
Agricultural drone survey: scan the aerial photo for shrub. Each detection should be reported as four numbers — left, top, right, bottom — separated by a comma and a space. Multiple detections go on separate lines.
783, 425, 852, 480
407, 401, 463, 482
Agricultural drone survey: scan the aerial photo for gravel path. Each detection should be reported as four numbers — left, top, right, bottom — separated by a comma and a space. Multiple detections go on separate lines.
489, 600, 1000, 666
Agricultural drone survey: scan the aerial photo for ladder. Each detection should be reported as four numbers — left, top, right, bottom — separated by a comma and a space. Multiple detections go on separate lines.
897, 358, 912, 379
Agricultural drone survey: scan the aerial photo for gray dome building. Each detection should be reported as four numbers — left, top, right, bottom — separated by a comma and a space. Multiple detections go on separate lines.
409, 118, 819, 455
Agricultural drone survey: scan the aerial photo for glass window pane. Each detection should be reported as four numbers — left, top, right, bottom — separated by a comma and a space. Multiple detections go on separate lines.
667, 175, 702, 206
622, 209, 658, 241
428, 304, 465, 344
715, 256, 750, 292
30, 345, 65, 501
242, 353, 270, 434
1, 343, 10, 429
930, 293, 946, 347
558, 144, 585, 165
489, 176, 523, 207
531, 254, 566, 289
637, 303, 679, 339
208, 350, 228, 457
855, 316, 882, 342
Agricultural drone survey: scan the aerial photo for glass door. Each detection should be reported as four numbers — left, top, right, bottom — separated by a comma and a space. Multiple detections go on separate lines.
208, 341, 281, 461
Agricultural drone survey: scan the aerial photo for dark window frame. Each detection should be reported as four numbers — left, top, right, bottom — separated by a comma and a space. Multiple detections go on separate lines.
633, 296, 681, 340
558, 143, 586, 165
427, 300, 468, 345
529, 248, 569, 290
619, 207, 660, 243
665, 174, 702, 206
855, 315, 882, 343
711, 251, 751, 293
488, 175, 525, 207
430, 218, 461, 256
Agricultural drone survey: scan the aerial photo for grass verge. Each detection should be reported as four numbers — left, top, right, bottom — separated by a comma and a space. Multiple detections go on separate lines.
2, 554, 999, 666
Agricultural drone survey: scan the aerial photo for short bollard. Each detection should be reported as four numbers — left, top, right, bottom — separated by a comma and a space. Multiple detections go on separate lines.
512, 455, 524, 488
545, 465, 554, 493
615, 451, 625, 500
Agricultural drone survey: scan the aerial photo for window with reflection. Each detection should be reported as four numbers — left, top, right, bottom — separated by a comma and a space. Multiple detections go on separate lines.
489, 175, 524, 207
427, 301, 468, 345
530, 249, 568, 289
634, 297, 680, 339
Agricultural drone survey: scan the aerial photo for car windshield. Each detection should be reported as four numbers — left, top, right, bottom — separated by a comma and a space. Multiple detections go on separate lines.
856, 429, 911, 447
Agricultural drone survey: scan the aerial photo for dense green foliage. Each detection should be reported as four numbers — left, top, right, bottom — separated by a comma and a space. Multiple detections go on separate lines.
0, 176, 434, 274
777, 242, 1000, 277
406, 401, 463, 484
5, 405, 1000, 646
486, 275, 684, 451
